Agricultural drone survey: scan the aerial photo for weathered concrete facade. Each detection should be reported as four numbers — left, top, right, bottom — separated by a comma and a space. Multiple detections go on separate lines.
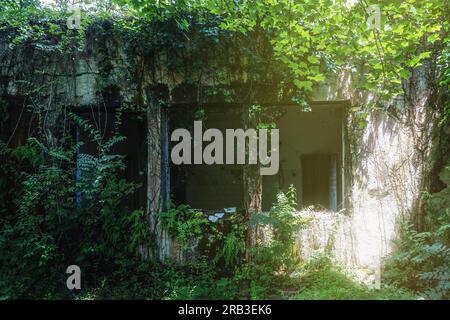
295, 108, 421, 285
296, 70, 439, 285
0, 24, 439, 284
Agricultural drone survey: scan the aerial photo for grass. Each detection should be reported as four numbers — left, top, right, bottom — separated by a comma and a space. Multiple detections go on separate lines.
288, 257, 415, 300
74, 256, 416, 300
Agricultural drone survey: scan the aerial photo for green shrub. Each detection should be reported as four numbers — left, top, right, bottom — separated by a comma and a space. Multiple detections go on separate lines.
0, 110, 146, 299
242, 185, 308, 298
383, 165, 450, 300
159, 203, 209, 249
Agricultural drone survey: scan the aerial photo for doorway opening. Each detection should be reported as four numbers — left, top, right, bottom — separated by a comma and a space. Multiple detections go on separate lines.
263, 102, 345, 211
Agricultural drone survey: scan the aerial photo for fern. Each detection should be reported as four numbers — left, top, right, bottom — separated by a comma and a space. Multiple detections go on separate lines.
384, 164, 450, 299
159, 203, 208, 249
214, 232, 245, 268
384, 225, 450, 299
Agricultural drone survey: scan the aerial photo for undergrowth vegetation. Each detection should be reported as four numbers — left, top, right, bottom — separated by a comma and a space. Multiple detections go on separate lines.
383, 165, 450, 300
291, 256, 414, 300
0, 107, 150, 299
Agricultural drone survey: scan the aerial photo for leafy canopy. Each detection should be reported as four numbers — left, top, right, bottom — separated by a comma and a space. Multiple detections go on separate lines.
113, 0, 449, 100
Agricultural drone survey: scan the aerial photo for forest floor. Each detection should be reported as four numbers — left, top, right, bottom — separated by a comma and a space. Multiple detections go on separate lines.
286, 263, 415, 300
76, 257, 416, 300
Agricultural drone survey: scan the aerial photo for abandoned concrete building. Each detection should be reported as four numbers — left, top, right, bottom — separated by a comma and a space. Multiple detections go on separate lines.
0, 21, 440, 286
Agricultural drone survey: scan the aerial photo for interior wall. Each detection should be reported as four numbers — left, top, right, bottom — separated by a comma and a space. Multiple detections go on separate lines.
169, 104, 344, 212
263, 104, 344, 210
169, 106, 244, 210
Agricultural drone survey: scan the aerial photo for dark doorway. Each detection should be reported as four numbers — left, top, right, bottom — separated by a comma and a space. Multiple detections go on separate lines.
262, 103, 344, 211
169, 105, 244, 210
302, 154, 338, 210
76, 111, 147, 211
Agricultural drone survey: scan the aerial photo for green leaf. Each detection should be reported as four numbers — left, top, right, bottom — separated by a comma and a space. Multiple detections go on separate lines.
428, 33, 440, 44
294, 79, 313, 91
307, 55, 319, 64
307, 73, 325, 82
399, 69, 410, 79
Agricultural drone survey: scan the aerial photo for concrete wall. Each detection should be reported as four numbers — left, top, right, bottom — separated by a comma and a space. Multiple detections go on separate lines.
295, 109, 420, 285
294, 72, 433, 286
0, 29, 435, 280
263, 104, 343, 210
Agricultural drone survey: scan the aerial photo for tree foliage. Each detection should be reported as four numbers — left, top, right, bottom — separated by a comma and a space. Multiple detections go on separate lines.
114, 0, 448, 100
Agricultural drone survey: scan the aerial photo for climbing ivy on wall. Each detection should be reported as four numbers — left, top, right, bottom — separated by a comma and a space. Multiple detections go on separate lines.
115, 0, 448, 100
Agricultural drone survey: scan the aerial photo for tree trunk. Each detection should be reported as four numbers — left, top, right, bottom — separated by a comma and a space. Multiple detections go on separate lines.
146, 93, 166, 260
242, 106, 262, 262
